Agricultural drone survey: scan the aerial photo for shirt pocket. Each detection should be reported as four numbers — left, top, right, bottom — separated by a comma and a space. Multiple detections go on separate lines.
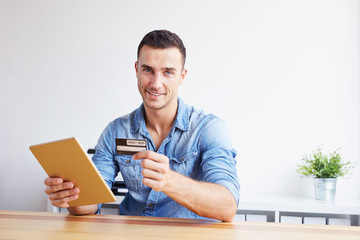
170, 151, 200, 178
114, 155, 143, 191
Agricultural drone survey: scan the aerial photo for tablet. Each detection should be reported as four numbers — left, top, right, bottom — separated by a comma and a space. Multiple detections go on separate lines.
30, 137, 116, 207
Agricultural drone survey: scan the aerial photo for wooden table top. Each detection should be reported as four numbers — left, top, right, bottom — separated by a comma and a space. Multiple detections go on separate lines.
0, 210, 359, 240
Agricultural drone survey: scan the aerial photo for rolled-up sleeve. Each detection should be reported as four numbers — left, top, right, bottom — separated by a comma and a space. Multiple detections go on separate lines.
199, 116, 240, 205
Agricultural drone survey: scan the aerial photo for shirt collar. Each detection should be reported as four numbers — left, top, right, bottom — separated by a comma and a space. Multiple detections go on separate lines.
131, 97, 190, 134
174, 97, 190, 132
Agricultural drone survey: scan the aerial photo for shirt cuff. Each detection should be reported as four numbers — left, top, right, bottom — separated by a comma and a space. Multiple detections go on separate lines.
213, 179, 240, 206
95, 204, 102, 214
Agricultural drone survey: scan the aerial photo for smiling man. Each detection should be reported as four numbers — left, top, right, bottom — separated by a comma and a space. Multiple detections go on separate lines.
44, 30, 240, 222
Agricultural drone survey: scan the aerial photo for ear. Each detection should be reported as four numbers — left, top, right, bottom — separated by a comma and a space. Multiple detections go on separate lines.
135, 61, 139, 77
179, 68, 187, 85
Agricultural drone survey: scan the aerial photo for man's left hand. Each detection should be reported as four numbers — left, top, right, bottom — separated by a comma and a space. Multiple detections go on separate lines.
132, 151, 172, 192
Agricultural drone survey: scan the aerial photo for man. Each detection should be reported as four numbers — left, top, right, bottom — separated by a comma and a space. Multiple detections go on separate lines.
44, 30, 240, 221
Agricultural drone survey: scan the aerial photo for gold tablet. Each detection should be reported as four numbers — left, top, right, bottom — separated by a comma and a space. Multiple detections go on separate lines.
30, 137, 116, 207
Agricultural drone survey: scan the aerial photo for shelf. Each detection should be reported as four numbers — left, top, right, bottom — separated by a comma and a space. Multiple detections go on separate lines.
238, 195, 360, 215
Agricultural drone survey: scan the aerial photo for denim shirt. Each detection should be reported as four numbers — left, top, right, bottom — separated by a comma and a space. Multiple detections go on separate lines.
92, 98, 240, 219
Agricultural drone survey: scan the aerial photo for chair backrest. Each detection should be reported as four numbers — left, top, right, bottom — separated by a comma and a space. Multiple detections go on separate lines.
87, 148, 128, 196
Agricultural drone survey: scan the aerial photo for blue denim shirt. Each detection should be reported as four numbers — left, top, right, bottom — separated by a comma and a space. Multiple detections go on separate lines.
92, 98, 240, 219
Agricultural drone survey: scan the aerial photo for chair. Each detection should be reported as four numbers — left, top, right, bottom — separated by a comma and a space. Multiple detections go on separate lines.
87, 148, 128, 196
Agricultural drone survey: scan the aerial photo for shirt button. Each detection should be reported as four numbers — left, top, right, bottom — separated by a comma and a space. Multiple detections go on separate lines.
126, 159, 130, 164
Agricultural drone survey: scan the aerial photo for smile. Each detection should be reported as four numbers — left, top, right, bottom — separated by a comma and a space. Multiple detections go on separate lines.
146, 90, 165, 96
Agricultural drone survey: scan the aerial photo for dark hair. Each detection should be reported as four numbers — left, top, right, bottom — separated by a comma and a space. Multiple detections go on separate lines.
137, 30, 186, 67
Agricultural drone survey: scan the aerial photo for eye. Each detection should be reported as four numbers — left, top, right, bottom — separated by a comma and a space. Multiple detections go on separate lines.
165, 71, 174, 76
143, 68, 152, 73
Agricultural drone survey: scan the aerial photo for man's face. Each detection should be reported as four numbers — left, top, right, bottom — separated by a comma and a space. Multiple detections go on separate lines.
135, 45, 187, 111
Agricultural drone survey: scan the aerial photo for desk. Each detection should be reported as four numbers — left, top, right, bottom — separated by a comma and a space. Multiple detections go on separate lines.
0, 210, 359, 240
50, 195, 360, 225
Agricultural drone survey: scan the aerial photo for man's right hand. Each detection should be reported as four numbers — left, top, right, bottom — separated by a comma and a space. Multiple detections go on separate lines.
44, 177, 79, 208
44, 177, 98, 215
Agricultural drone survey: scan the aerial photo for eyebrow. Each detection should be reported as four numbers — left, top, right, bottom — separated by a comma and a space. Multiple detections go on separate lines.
140, 64, 177, 72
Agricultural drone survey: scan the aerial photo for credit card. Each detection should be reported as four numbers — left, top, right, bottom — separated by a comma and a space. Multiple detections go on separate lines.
115, 138, 147, 155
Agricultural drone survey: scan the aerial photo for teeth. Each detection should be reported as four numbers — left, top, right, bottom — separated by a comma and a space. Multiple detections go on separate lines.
147, 91, 163, 96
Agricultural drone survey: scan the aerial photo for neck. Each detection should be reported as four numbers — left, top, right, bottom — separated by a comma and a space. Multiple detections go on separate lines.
145, 100, 178, 133
144, 99, 178, 148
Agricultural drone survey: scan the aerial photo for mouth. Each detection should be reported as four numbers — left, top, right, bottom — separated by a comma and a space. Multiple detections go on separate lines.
146, 90, 166, 97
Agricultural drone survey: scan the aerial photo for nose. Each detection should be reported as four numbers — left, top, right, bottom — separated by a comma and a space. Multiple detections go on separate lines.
150, 72, 162, 89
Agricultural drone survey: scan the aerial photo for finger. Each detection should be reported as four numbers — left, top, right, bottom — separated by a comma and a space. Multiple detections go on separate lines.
44, 177, 63, 186
48, 187, 80, 201
45, 182, 76, 195
133, 151, 168, 163
142, 178, 164, 192
141, 159, 168, 174
51, 194, 79, 208
132, 150, 152, 160
142, 168, 165, 181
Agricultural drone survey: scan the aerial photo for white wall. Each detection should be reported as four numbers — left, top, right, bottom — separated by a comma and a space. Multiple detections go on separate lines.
0, 0, 359, 211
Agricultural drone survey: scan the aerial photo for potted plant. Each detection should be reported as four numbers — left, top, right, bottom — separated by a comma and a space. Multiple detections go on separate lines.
297, 147, 353, 202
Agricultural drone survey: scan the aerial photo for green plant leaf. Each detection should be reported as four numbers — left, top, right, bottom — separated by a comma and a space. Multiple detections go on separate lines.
297, 147, 353, 178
